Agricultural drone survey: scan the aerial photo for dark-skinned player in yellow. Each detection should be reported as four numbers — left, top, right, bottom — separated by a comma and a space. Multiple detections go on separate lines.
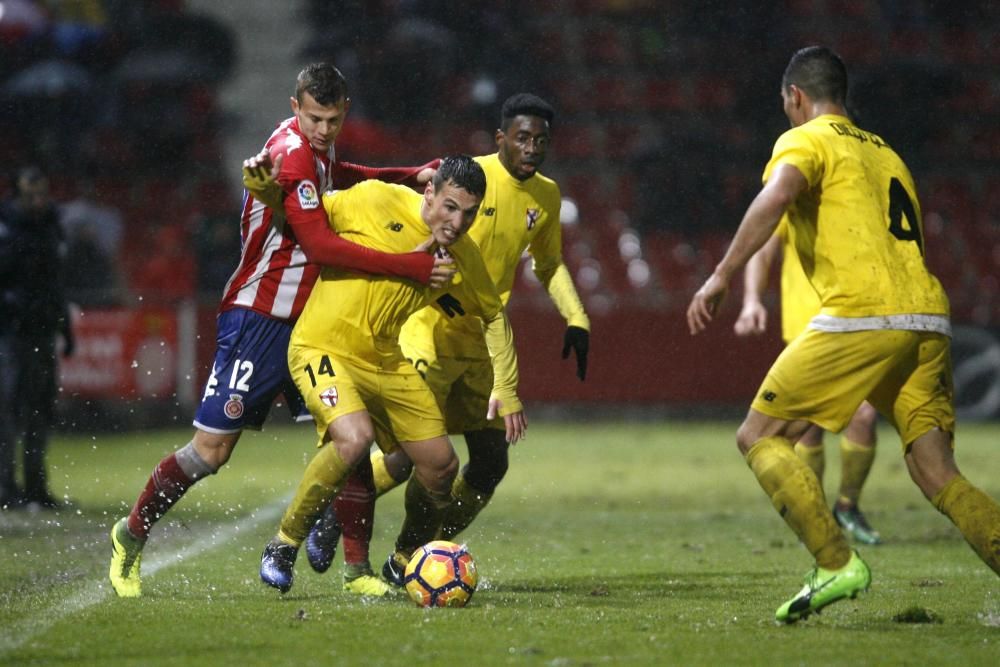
247, 94, 588, 595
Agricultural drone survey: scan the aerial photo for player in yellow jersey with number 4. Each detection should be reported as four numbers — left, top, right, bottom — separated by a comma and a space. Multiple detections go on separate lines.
688, 46, 1000, 623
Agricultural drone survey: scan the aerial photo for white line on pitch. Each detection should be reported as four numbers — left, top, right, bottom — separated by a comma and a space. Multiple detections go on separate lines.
0, 498, 288, 655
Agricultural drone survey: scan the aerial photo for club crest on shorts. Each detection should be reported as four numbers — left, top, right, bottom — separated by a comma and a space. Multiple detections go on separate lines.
319, 386, 339, 407
224, 394, 244, 419
297, 180, 319, 209
526, 208, 540, 230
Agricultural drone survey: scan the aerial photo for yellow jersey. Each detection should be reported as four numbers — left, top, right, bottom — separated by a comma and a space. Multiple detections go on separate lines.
763, 114, 949, 331
290, 180, 520, 407
775, 216, 821, 343
403, 153, 583, 359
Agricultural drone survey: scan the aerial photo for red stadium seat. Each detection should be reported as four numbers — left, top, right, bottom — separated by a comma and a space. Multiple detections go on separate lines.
942, 28, 985, 65
643, 78, 688, 111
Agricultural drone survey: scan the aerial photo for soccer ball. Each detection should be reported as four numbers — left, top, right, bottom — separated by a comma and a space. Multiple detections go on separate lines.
404, 540, 478, 608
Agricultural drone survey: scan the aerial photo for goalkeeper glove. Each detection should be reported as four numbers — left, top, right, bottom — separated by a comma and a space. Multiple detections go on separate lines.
561, 326, 589, 381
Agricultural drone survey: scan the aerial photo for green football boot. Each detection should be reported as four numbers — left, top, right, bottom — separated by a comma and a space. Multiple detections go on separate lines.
109, 518, 145, 598
775, 550, 871, 623
833, 504, 882, 545
343, 562, 397, 597
344, 572, 396, 597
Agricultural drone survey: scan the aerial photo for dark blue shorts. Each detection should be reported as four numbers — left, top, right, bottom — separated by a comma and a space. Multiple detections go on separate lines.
193, 308, 310, 433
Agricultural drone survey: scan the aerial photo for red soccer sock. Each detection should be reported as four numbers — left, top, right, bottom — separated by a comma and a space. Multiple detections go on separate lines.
336, 457, 376, 565
126, 453, 196, 539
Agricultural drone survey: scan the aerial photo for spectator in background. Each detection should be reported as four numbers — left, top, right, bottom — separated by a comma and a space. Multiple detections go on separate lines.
60, 178, 126, 305
0, 166, 75, 510
63, 219, 123, 306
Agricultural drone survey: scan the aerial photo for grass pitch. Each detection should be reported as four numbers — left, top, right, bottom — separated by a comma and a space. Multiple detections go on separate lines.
1, 420, 998, 666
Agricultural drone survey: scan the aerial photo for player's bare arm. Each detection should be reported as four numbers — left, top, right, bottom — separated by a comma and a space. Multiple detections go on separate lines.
687, 164, 807, 335
734, 233, 782, 336
487, 397, 527, 444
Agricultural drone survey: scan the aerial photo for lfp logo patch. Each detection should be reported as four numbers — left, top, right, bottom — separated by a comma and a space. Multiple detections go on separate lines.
319, 387, 339, 407
297, 180, 319, 209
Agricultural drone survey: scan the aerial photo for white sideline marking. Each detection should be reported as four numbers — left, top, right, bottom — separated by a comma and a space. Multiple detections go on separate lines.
0, 499, 288, 655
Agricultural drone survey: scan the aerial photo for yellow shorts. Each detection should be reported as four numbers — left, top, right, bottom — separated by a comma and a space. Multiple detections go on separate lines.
751, 328, 955, 448
288, 343, 446, 446
402, 338, 504, 435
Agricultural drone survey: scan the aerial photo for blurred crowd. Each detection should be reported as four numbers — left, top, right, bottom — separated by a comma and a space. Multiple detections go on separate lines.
1, 0, 996, 324
0, 0, 237, 306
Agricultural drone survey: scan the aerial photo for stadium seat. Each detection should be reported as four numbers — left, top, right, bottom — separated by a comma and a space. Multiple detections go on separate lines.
643, 78, 688, 111
942, 28, 985, 65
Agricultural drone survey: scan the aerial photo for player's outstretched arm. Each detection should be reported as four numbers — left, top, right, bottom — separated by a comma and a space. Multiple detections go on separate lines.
688, 163, 806, 335
460, 239, 526, 442
734, 234, 781, 337
240, 151, 438, 284
480, 307, 525, 444
334, 159, 442, 189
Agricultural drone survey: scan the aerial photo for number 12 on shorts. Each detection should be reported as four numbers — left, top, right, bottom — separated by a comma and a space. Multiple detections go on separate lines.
204, 359, 255, 398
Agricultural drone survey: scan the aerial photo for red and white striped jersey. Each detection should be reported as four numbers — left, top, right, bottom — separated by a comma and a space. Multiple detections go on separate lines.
219, 117, 332, 321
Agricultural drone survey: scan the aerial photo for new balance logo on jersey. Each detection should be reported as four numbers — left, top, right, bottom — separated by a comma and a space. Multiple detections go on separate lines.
482, 207, 496, 216
526, 208, 540, 230
385, 221, 404, 232
761, 390, 777, 402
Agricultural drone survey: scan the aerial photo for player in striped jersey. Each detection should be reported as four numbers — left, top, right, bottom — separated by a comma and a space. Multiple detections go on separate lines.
109, 63, 452, 598
688, 46, 1000, 622
735, 219, 882, 546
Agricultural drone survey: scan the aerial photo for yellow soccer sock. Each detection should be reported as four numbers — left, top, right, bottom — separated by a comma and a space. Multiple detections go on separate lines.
747, 436, 851, 570
278, 443, 351, 546
793, 441, 826, 485
436, 474, 492, 541
838, 436, 875, 507
932, 475, 1000, 576
395, 476, 451, 557
371, 451, 403, 498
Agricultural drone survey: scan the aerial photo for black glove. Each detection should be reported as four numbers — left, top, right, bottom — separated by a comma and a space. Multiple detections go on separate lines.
561, 325, 589, 381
